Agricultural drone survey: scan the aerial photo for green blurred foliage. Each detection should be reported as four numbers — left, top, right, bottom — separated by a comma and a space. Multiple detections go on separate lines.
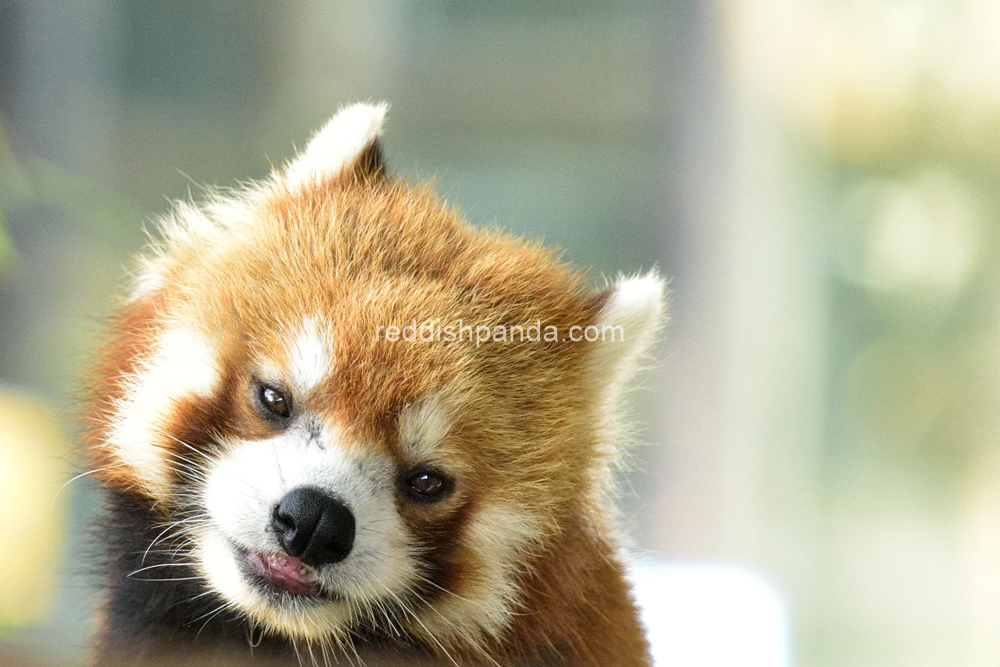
793, 83, 1000, 667
0, 116, 140, 405
0, 219, 12, 271
825, 154, 1000, 497
0, 122, 25, 272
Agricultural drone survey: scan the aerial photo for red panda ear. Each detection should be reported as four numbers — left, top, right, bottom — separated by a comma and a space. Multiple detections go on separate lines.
280, 102, 389, 191
588, 271, 667, 394
349, 136, 387, 184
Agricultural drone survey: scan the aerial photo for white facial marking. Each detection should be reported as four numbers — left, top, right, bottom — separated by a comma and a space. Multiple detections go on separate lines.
282, 102, 387, 191
199, 420, 417, 638
108, 328, 219, 498
399, 395, 451, 462
198, 529, 252, 605
288, 318, 333, 395
415, 502, 547, 643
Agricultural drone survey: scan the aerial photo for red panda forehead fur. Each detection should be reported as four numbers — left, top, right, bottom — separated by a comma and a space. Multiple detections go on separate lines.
89, 165, 604, 510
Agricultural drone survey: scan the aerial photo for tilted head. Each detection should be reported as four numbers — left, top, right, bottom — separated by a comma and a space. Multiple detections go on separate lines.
84, 103, 665, 658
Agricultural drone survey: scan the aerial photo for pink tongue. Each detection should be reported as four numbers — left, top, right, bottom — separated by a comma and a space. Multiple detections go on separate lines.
247, 552, 320, 596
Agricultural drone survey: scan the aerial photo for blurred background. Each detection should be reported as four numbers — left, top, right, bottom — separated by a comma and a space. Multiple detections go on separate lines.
2, 0, 1000, 665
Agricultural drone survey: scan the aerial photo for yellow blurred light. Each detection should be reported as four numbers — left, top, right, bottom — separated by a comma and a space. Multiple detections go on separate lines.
0, 390, 68, 627
726, 0, 1000, 153
865, 170, 981, 293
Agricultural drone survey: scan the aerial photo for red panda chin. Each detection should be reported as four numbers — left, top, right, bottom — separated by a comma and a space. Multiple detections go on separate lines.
84, 102, 663, 666
196, 527, 358, 644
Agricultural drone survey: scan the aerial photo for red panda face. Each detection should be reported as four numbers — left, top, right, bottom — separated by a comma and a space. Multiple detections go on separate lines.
83, 104, 665, 657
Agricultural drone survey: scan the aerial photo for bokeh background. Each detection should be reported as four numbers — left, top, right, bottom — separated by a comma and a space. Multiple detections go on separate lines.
3, 0, 1000, 665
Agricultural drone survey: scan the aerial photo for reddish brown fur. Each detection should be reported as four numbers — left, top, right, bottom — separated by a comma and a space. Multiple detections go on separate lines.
82, 295, 165, 493
497, 516, 652, 665
82, 110, 655, 665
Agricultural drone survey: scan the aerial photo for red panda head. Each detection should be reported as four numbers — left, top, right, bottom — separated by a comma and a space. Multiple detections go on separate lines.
83, 103, 665, 656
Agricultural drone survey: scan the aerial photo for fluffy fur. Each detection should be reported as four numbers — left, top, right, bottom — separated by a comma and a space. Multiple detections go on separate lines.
82, 103, 664, 666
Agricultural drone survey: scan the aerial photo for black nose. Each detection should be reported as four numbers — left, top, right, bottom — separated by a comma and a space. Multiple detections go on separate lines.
272, 486, 355, 566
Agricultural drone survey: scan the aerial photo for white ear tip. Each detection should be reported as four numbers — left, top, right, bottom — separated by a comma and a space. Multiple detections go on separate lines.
324, 102, 388, 137
610, 273, 666, 315
591, 271, 667, 389
602, 271, 667, 327
282, 102, 389, 189
310, 102, 388, 141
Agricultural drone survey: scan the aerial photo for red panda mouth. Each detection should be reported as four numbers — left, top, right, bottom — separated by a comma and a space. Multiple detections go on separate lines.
243, 550, 322, 597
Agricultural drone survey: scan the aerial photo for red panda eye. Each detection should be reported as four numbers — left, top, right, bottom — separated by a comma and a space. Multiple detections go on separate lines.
404, 468, 452, 502
258, 384, 291, 419
411, 473, 442, 494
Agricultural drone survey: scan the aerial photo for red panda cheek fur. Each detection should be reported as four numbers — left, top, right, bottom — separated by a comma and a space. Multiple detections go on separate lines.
82, 103, 663, 666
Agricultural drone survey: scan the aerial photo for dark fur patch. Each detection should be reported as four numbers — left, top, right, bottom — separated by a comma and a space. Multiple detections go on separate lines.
351, 139, 387, 184
94, 489, 278, 663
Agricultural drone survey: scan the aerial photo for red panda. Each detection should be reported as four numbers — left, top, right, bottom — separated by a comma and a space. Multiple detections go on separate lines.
82, 103, 665, 666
